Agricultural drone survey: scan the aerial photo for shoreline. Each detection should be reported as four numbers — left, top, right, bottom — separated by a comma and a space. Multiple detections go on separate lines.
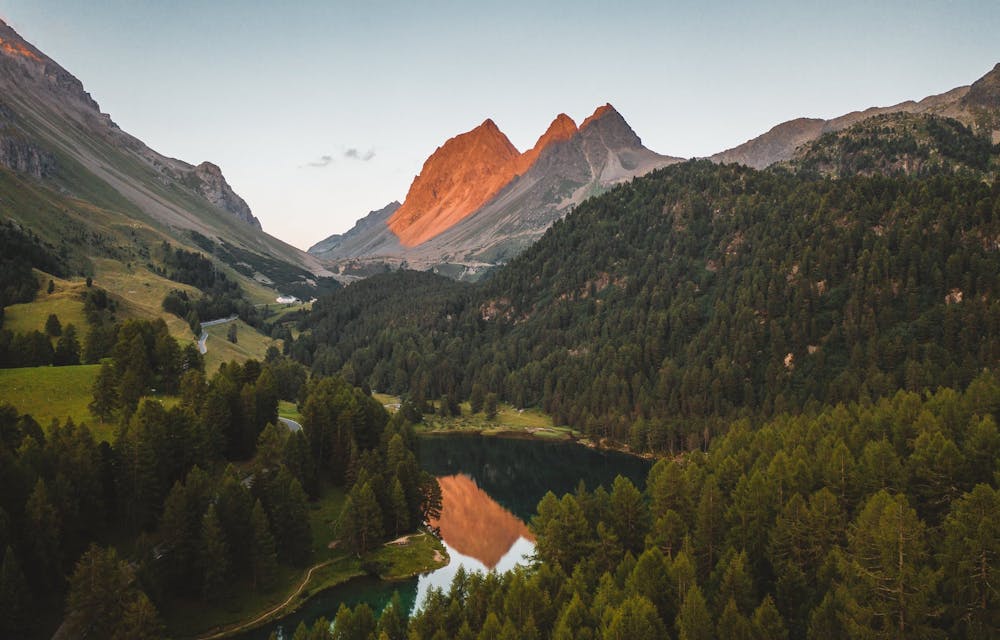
190, 531, 448, 640
417, 426, 658, 460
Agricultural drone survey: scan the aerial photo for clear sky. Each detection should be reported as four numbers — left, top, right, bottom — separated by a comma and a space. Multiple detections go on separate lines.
0, 1, 997, 249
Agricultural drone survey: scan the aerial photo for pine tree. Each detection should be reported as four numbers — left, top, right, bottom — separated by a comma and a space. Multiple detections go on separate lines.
841, 490, 938, 640
470, 383, 485, 414
0, 546, 28, 638
609, 475, 648, 553
89, 361, 119, 423
376, 591, 408, 640
200, 504, 230, 601
603, 595, 666, 640
940, 484, 1000, 638
340, 481, 383, 555
717, 598, 752, 640
24, 478, 61, 591
751, 595, 788, 640
64, 545, 139, 639
250, 499, 279, 591
53, 323, 81, 365
485, 393, 498, 420
390, 476, 409, 536
111, 592, 166, 640
45, 313, 61, 336
676, 585, 713, 640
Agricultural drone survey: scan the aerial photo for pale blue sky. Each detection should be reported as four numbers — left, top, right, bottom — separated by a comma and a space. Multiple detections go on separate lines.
1, 1, 997, 249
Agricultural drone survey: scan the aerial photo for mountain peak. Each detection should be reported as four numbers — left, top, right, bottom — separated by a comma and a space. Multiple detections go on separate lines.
963, 62, 1000, 110
388, 119, 521, 247
580, 103, 619, 129
515, 113, 579, 175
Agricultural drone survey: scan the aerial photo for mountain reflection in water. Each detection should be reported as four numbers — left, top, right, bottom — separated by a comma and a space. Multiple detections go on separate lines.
430, 474, 535, 569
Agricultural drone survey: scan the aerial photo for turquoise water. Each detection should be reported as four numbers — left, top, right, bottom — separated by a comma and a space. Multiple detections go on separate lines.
235, 434, 651, 639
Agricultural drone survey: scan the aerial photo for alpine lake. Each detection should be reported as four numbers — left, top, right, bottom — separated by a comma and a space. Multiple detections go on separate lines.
236, 434, 652, 639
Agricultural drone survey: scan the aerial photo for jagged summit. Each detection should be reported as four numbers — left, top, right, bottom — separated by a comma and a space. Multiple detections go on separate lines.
580, 103, 618, 129
387, 118, 522, 247
312, 104, 683, 275
515, 113, 579, 176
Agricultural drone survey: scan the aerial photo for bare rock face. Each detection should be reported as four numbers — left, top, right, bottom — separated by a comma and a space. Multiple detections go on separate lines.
193, 162, 261, 229
0, 18, 264, 231
388, 119, 522, 247
0, 103, 55, 179
317, 104, 681, 277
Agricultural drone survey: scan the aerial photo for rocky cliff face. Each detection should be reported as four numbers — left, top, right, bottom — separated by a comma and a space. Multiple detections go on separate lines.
388, 119, 522, 247
0, 17, 330, 276
192, 162, 261, 229
0, 103, 54, 179
0, 19, 267, 232
312, 104, 681, 277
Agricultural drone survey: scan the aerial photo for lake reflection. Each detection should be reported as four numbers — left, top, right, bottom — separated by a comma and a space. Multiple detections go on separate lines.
236, 435, 650, 639
431, 473, 535, 569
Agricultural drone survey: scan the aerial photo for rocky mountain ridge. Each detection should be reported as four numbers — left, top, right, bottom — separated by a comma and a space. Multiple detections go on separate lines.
0, 18, 330, 281
711, 64, 1000, 168
311, 104, 682, 278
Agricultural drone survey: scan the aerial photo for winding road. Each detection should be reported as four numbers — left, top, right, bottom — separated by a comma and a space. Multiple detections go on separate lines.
196, 315, 239, 355
278, 416, 302, 432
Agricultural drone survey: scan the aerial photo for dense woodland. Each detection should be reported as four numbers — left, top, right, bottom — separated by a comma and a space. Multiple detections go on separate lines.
298, 373, 1000, 640
296, 159, 1000, 449
1, 112, 999, 638
0, 318, 437, 638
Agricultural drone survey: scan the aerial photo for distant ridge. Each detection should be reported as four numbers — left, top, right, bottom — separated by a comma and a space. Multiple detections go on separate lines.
711, 63, 1000, 168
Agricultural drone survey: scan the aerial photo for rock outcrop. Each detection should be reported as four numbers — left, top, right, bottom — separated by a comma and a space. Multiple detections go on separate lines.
389, 119, 522, 247
192, 161, 261, 229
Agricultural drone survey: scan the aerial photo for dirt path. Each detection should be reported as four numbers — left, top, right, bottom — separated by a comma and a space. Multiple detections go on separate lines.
385, 531, 425, 546
197, 559, 333, 640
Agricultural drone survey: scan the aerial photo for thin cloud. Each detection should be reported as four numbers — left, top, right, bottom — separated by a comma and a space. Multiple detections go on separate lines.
304, 155, 334, 168
344, 148, 375, 161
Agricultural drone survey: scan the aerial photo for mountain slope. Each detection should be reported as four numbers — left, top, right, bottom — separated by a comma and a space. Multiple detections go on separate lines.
310, 105, 682, 278
785, 112, 999, 178
0, 18, 333, 293
299, 160, 1000, 443
711, 63, 1000, 168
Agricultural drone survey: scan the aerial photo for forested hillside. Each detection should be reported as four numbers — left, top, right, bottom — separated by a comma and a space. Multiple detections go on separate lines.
297, 158, 1000, 447
321, 373, 1000, 640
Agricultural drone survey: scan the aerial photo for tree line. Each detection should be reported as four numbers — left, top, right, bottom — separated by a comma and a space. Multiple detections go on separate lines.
293, 161, 1000, 449
0, 315, 437, 638
316, 371, 999, 640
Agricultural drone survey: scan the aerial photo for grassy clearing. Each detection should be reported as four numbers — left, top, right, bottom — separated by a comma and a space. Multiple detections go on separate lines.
371, 532, 449, 580
0, 364, 100, 429
90, 257, 201, 343
418, 401, 581, 440
2, 271, 89, 335
0, 365, 183, 443
203, 320, 279, 373
278, 400, 302, 422
372, 393, 401, 412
